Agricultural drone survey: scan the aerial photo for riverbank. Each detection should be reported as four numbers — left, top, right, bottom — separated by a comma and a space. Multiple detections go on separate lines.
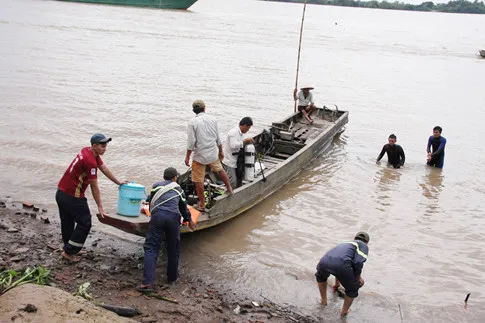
0, 196, 317, 323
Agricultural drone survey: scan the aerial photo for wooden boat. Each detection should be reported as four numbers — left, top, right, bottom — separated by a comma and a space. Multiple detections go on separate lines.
479, 50, 485, 58
97, 106, 348, 237
57, 0, 198, 10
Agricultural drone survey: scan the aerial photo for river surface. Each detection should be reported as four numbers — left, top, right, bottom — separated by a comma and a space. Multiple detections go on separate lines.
1, 0, 485, 321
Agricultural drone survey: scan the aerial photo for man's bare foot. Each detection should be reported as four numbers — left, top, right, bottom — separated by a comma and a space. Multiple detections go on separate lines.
340, 310, 349, 317
61, 251, 81, 263
320, 299, 327, 305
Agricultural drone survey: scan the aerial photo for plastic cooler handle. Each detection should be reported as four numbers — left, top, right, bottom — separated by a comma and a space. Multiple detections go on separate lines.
118, 182, 147, 200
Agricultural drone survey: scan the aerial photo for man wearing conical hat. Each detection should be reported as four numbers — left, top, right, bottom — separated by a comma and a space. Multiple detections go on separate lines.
293, 86, 316, 124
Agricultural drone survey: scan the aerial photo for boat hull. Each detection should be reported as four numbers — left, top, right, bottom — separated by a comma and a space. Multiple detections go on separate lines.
57, 0, 198, 9
97, 107, 349, 237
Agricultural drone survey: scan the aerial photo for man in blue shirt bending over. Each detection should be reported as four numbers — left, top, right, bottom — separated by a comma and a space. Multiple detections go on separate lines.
315, 232, 370, 317
427, 126, 446, 169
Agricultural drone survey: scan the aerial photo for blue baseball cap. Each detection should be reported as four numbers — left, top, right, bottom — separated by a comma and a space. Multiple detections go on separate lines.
90, 133, 112, 145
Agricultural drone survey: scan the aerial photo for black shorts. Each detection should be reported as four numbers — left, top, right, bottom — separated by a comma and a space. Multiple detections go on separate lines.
297, 106, 308, 112
315, 261, 361, 298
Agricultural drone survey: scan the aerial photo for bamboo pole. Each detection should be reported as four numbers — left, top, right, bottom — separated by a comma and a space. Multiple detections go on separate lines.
294, 0, 307, 113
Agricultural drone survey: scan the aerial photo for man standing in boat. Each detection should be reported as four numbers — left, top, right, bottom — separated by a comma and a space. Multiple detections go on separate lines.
56, 133, 126, 263
315, 232, 370, 317
222, 117, 255, 188
138, 167, 196, 291
293, 86, 316, 124
426, 126, 446, 169
376, 134, 405, 168
185, 100, 233, 211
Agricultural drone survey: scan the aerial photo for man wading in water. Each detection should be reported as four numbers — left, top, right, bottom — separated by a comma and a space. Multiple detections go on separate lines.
426, 126, 446, 169
376, 134, 405, 168
56, 133, 126, 263
315, 232, 370, 317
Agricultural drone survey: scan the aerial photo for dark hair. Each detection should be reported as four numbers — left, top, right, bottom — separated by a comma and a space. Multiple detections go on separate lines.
354, 232, 370, 243
193, 107, 205, 114
433, 126, 442, 133
163, 167, 178, 180
239, 117, 253, 126
388, 134, 396, 140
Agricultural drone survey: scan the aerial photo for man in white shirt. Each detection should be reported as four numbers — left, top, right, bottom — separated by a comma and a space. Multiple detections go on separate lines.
222, 117, 254, 188
185, 100, 233, 211
293, 86, 316, 124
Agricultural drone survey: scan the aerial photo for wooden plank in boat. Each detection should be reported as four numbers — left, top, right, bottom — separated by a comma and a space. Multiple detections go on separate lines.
273, 152, 292, 160
294, 127, 310, 137
261, 157, 281, 164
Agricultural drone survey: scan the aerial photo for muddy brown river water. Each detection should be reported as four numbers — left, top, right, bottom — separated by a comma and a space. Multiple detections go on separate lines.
1, 0, 485, 321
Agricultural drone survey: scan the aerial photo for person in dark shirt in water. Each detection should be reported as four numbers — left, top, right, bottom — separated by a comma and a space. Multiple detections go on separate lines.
376, 134, 405, 168
427, 126, 446, 169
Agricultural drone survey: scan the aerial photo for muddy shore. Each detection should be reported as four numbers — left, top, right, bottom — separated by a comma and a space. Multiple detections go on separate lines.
0, 197, 318, 323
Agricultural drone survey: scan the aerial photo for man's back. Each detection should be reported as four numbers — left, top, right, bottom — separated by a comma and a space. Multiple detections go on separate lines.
322, 240, 368, 274
187, 113, 221, 164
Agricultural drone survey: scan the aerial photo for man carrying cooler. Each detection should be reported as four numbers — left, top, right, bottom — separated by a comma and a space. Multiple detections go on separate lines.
315, 232, 370, 317
56, 133, 126, 263
138, 167, 196, 291
222, 117, 254, 188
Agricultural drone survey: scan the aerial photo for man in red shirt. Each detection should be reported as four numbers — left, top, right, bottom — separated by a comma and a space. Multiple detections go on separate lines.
56, 133, 125, 263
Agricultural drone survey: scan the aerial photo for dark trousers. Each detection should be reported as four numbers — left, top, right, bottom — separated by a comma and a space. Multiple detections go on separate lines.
142, 211, 181, 285
315, 259, 360, 298
55, 189, 92, 255
427, 155, 444, 169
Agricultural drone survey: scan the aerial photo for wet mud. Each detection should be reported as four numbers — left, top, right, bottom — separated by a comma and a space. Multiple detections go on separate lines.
0, 197, 317, 323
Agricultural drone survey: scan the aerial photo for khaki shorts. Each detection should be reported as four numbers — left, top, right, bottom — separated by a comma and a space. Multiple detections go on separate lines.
192, 160, 223, 183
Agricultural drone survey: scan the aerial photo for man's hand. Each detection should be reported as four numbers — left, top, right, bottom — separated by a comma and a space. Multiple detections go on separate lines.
185, 157, 190, 167
293, 88, 297, 99
376, 160, 380, 164
359, 277, 365, 287
427, 152, 432, 162
243, 137, 254, 145
98, 208, 108, 219
188, 220, 197, 232
218, 151, 224, 161
120, 180, 130, 185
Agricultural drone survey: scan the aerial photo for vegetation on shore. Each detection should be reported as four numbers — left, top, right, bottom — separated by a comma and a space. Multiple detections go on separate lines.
263, 0, 485, 14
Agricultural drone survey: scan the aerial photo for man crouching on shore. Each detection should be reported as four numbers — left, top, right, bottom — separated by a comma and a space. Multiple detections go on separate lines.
315, 232, 370, 317
56, 133, 126, 263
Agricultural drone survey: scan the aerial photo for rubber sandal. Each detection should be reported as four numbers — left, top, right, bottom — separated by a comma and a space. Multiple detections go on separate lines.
136, 286, 156, 294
